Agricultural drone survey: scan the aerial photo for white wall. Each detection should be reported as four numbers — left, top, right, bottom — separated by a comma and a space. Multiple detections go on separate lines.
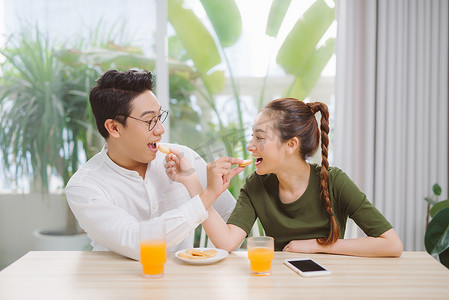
0, 193, 68, 270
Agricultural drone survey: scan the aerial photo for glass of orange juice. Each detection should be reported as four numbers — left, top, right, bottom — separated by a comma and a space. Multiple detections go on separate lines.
247, 236, 274, 276
140, 220, 167, 278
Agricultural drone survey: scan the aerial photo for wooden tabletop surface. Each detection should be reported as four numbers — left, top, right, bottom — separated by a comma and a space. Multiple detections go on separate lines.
1, 251, 448, 299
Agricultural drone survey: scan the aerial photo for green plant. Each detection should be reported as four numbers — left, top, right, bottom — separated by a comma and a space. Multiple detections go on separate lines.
424, 184, 449, 227
166, 0, 335, 196
424, 184, 449, 268
0, 27, 101, 234
56, 40, 203, 148
0, 22, 200, 236
56, 1, 336, 199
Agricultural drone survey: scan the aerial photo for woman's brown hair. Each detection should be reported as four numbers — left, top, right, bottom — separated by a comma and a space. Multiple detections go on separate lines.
263, 98, 339, 245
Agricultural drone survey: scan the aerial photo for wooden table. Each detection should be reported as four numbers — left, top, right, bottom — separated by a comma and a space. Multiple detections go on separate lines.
1, 251, 448, 299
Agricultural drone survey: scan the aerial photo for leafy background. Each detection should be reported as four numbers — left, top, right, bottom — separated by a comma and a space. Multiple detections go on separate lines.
0, 0, 335, 241
1, 0, 336, 198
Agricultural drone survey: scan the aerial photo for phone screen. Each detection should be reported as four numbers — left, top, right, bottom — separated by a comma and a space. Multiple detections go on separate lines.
288, 259, 327, 272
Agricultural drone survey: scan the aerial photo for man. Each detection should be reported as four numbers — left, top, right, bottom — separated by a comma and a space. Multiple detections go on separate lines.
65, 69, 240, 260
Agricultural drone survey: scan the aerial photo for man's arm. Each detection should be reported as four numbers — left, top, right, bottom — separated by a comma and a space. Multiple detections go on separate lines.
65, 184, 208, 260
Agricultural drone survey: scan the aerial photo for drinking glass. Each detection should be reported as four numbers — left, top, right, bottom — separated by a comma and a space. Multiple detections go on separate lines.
140, 220, 167, 278
247, 236, 274, 276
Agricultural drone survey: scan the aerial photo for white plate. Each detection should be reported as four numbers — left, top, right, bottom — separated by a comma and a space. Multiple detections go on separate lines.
175, 248, 228, 265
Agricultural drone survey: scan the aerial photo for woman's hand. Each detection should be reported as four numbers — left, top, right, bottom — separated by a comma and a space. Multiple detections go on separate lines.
283, 239, 320, 254
205, 157, 245, 199
283, 229, 403, 257
199, 157, 245, 210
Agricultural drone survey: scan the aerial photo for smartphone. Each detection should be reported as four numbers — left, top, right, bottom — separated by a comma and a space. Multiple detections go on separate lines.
283, 258, 331, 277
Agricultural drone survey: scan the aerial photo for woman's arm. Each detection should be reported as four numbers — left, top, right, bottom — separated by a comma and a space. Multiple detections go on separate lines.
165, 150, 244, 211
283, 228, 403, 257
201, 207, 247, 252
164, 150, 247, 251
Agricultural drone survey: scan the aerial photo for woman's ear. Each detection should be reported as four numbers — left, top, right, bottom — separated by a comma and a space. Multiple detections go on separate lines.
104, 119, 121, 138
286, 137, 299, 154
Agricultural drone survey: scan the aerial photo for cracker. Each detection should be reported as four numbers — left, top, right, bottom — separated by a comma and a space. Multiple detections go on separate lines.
190, 255, 207, 260
158, 144, 171, 154
189, 249, 207, 257
203, 249, 217, 257
238, 159, 253, 167
179, 248, 217, 259
178, 252, 193, 259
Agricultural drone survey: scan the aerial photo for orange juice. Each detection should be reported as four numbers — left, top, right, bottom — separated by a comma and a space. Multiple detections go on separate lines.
248, 247, 274, 275
140, 239, 167, 276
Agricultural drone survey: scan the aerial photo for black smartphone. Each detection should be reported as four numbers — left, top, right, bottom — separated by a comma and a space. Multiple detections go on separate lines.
283, 258, 331, 277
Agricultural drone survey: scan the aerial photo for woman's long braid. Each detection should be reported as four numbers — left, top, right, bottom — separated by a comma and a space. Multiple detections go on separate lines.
309, 102, 340, 245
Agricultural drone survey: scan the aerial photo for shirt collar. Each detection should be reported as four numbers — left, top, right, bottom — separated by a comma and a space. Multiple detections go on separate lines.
100, 144, 149, 178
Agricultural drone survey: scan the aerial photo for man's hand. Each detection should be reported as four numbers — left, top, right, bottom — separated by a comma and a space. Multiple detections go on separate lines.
164, 148, 198, 185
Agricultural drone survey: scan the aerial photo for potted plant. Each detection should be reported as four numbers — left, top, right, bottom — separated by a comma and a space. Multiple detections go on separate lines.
0, 27, 101, 249
424, 183, 449, 268
1, 24, 203, 249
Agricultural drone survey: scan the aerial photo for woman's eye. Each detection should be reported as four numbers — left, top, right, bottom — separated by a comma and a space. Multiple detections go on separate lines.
251, 134, 263, 141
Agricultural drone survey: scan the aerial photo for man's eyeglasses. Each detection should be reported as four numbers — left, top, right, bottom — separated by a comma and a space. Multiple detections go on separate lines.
122, 110, 169, 131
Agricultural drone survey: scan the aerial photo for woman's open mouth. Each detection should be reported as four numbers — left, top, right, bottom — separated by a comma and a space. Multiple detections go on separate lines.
255, 157, 263, 166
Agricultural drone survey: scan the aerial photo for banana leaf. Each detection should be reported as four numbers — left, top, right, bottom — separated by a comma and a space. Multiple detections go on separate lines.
200, 0, 242, 47
201, 71, 226, 95
284, 37, 335, 100
168, 0, 221, 73
276, 0, 335, 75
56, 48, 194, 75
266, 0, 292, 37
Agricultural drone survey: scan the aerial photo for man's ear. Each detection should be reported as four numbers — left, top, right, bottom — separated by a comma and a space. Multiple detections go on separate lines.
104, 119, 121, 138
286, 137, 299, 154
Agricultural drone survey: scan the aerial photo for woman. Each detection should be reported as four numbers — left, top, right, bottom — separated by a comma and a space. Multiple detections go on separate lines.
166, 98, 403, 257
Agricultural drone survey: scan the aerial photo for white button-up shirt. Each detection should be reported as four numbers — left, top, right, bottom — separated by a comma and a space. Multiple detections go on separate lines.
65, 143, 236, 260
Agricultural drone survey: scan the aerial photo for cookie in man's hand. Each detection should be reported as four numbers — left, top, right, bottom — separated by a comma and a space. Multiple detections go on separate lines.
158, 144, 171, 154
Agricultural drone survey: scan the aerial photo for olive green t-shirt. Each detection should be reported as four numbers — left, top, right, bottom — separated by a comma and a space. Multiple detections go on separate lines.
227, 164, 393, 250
